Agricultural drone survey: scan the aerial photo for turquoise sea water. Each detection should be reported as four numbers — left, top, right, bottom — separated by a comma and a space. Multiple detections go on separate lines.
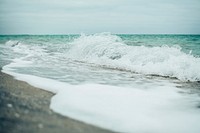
1, 34, 200, 81
1, 33, 200, 133
1, 34, 200, 56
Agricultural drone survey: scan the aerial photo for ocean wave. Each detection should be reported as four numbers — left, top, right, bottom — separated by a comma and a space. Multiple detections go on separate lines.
67, 33, 200, 82
4, 34, 200, 82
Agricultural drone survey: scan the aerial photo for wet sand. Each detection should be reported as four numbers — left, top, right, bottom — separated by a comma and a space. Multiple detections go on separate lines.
0, 71, 115, 133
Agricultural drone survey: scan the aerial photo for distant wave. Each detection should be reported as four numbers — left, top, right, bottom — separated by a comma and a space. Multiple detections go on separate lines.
67, 33, 200, 82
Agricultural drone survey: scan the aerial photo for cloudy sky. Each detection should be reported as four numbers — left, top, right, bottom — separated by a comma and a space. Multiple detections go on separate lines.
0, 0, 200, 34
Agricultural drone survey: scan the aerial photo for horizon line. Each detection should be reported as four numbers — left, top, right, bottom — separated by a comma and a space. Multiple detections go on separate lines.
1, 33, 200, 36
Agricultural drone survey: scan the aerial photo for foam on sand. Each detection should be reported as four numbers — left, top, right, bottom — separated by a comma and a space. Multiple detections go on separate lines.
2, 65, 200, 133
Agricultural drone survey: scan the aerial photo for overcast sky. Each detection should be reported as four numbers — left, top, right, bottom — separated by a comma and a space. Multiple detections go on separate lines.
0, 0, 200, 34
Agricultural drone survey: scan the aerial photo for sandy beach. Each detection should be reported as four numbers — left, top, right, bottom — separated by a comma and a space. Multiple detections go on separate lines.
0, 70, 114, 133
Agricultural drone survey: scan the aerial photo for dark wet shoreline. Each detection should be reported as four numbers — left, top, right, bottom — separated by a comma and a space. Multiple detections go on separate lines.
0, 71, 114, 133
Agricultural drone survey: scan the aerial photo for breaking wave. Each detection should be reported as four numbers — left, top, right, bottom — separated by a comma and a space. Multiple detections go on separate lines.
67, 33, 200, 81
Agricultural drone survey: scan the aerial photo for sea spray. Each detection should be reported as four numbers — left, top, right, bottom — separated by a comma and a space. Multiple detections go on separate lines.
67, 33, 200, 81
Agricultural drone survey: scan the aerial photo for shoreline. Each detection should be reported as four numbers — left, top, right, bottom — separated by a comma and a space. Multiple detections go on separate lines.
0, 70, 114, 133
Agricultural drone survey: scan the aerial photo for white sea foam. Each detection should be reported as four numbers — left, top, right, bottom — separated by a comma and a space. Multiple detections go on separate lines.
5, 40, 19, 46
67, 33, 200, 81
2, 64, 200, 133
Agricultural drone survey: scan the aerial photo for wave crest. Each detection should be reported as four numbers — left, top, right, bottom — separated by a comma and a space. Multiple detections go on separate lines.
67, 33, 200, 81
